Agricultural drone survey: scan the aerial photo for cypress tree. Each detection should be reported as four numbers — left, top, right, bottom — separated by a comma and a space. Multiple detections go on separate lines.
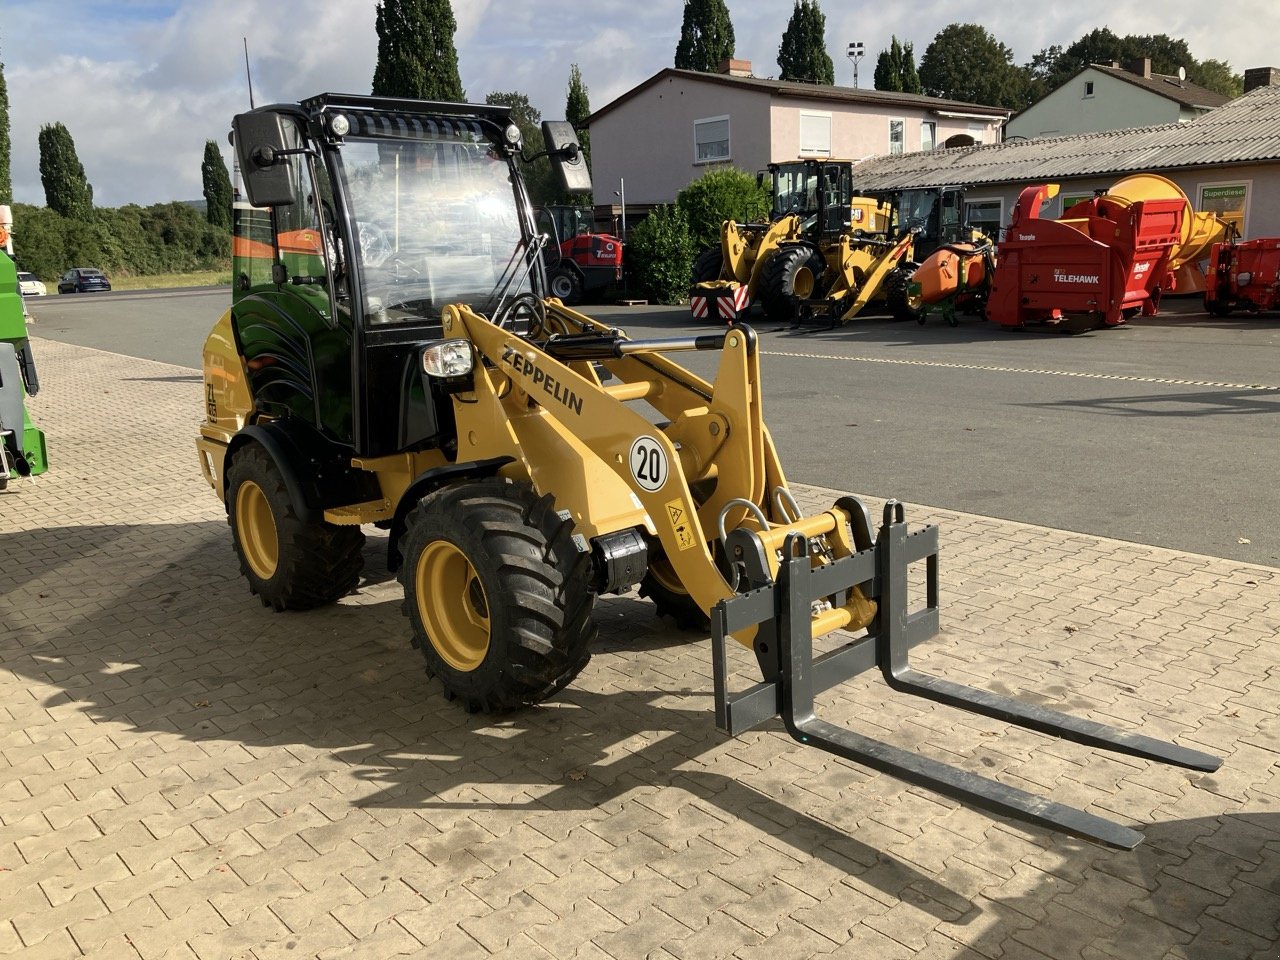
201, 140, 233, 230
0, 44, 11, 201
38, 123, 93, 219
778, 0, 834, 85
674, 0, 736, 73
902, 41, 922, 94
565, 64, 592, 171
372, 0, 465, 102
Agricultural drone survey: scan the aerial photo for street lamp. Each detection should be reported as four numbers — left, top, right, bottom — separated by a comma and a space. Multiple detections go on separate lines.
846, 41, 864, 89
613, 178, 626, 239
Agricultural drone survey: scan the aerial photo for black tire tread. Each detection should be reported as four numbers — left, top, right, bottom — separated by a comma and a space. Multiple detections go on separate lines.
885, 264, 922, 322
759, 246, 824, 323
225, 445, 365, 612
692, 246, 725, 284
397, 478, 595, 713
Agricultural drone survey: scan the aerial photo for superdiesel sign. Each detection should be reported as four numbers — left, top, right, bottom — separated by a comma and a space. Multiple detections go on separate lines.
500, 344, 585, 415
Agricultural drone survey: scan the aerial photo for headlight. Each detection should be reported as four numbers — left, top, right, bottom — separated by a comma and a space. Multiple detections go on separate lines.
1237, 272, 1253, 285
421, 340, 474, 378
504, 123, 522, 148
329, 113, 350, 137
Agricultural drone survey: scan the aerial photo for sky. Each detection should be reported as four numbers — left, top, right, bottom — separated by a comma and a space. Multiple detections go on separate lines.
4, 0, 1276, 208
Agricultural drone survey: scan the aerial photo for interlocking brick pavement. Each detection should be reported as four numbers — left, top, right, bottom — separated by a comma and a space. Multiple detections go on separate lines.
1, 337, 1278, 959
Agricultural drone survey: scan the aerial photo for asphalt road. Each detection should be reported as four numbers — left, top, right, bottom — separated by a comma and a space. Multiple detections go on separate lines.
24, 287, 1280, 566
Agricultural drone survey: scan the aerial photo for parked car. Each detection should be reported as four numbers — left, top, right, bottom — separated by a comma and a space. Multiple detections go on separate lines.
17, 271, 47, 297
58, 267, 111, 294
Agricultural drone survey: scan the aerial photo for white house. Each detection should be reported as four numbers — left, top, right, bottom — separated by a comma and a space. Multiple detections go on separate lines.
586, 61, 1009, 211
1006, 58, 1229, 141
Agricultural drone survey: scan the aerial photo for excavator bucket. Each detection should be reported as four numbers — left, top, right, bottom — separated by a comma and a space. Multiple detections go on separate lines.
711, 499, 1221, 849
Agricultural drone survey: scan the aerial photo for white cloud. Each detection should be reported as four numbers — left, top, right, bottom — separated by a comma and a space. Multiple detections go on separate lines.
4, 0, 1276, 207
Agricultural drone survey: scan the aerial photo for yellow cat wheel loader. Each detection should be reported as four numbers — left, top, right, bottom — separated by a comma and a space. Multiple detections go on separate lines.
198, 93, 1218, 850
691, 159, 918, 325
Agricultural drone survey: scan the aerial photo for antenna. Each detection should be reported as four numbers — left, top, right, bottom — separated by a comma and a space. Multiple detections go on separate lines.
243, 37, 256, 108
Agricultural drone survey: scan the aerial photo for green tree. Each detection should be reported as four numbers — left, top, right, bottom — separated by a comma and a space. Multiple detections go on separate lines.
901, 41, 921, 94
200, 140, 233, 231
0, 43, 11, 201
1191, 59, 1242, 98
676, 167, 769, 252
484, 91, 555, 206
674, 0, 735, 73
565, 64, 592, 173
372, 0, 464, 102
38, 123, 93, 220
874, 39, 903, 92
919, 23, 1025, 108
626, 205, 694, 304
778, 0, 834, 85
873, 36, 920, 93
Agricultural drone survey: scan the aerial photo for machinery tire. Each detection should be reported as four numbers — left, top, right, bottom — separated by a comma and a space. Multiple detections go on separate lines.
639, 553, 709, 631
398, 477, 595, 713
1205, 291, 1233, 317
885, 265, 922, 322
759, 246, 825, 323
225, 444, 365, 611
692, 246, 725, 283
548, 267, 584, 305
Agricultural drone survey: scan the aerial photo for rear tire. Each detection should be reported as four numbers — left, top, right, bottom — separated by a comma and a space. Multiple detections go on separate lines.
692, 246, 725, 283
639, 552, 709, 630
398, 478, 595, 713
548, 267, 584, 305
885, 264, 922, 322
225, 444, 365, 611
760, 246, 825, 323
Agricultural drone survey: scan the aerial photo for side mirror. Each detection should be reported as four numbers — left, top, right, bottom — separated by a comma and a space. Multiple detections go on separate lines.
232, 111, 298, 207
541, 121, 591, 195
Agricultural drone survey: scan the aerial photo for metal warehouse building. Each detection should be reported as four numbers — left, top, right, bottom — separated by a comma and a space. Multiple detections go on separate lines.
852, 69, 1280, 243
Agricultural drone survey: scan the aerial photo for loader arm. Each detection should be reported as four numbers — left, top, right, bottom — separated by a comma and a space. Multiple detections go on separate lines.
442, 303, 878, 644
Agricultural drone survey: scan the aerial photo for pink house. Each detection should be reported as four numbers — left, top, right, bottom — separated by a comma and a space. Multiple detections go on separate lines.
586, 61, 1010, 210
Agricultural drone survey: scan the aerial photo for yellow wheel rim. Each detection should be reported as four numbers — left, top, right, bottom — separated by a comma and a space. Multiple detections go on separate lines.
236, 480, 279, 580
795, 266, 816, 299
649, 555, 689, 596
415, 540, 490, 672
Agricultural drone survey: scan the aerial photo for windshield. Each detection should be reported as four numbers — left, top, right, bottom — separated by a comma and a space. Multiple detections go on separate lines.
336, 136, 530, 324
772, 164, 817, 219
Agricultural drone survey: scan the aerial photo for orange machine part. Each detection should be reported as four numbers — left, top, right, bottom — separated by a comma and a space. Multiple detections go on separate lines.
913, 244, 988, 304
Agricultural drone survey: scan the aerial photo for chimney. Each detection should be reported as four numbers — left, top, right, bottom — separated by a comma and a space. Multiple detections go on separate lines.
1244, 67, 1280, 92
1123, 57, 1152, 79
717, 58, 752, 77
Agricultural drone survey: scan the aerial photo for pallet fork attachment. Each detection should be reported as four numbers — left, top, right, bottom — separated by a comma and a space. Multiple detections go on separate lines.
711, 500, 1221, 850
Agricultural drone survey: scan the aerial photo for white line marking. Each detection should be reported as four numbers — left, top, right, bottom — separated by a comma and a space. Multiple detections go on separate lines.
763, 351, 1280, 392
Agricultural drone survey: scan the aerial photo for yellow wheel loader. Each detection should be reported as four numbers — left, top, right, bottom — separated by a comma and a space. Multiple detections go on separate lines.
199, 94, 1219, 849
691, 159, 918, 326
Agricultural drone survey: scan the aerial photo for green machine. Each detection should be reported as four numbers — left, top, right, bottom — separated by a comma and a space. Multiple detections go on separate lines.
0, 253, 48, 488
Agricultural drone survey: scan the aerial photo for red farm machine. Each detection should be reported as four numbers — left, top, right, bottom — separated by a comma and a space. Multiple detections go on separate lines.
537, 204, 622, 306
911, 174, 1235, 331
1204, 237, 1280, 316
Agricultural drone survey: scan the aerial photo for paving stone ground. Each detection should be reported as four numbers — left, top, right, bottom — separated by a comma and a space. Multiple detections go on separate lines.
1, 337, 1278, 960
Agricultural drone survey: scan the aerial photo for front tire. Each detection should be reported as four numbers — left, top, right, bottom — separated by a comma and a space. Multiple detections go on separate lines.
398, 478, 595, 713
225, 444, 365, 611
760, 246, 825, 322
548, 267, 584, 305
885, 264, 922, 322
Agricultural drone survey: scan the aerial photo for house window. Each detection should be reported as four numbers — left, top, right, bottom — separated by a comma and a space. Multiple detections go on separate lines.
921, 121, 936, 151
967, 122, 988, 145
964, 198, 1004, 239
799, 112, 831, 157
889, 118, 904, 155
1084, 81, 1095, 97
694, 116, 730, 163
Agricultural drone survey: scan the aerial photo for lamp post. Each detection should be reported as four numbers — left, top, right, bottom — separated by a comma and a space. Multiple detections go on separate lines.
614, 178, 626, 239
846, 41, 864, 89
